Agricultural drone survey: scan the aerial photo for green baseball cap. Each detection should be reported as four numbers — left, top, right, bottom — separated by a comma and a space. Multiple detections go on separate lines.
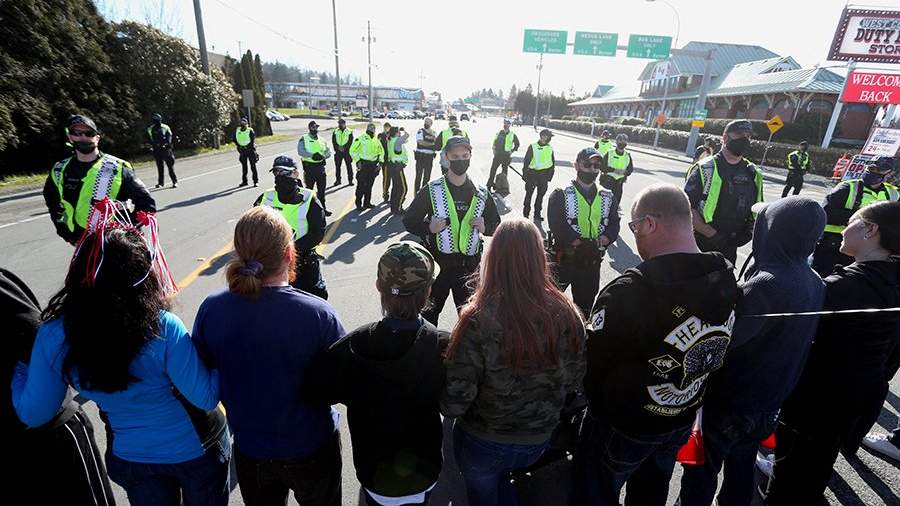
377, 241, 439, 296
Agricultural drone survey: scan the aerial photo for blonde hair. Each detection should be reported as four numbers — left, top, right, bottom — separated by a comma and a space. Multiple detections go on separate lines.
226, 207, 296, 297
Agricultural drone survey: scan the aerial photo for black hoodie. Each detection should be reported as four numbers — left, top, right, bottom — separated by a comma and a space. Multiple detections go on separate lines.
585, 252, 739, 433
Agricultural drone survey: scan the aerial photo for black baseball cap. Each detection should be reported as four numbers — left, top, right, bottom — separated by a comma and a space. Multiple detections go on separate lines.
66, 115, 98, 133
871, 156, 896, 172
799, 140, 809, 146
576, 147, 602, 163
540, 128, 553, 138
443, 135, 472, 152
308, 120, 320, 128
724, 119, 753, 135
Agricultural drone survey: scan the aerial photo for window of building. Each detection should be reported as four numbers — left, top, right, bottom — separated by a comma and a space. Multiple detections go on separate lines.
806, 99, 833, 115
844, 103, 871, 114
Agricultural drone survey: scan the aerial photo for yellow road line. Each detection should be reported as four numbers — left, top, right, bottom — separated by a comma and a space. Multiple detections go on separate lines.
177, 241, 234, 289
315, 196, 357, 256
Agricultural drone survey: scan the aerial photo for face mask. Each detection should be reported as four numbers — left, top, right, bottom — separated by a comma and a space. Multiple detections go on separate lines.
448, 159, 470, 175
726, 137, 751, 157
367, 129, 375, 136
153, 119, 161, 125
862, 170, 887, 187
310, 129, 318, 136
577, 171, 598, 184
275, 175, 301, 193
73, 141, 96, 154
616, 143, 626, 150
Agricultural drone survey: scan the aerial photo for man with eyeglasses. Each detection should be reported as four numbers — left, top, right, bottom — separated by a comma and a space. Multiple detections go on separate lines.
43, 115, 156, 245
547, 147, 619, 317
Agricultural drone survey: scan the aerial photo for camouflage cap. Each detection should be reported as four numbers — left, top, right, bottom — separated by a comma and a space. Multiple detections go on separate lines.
377, 241, 439, 296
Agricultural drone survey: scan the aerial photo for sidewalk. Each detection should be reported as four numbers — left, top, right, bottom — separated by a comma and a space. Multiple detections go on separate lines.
547, 127, 833, 190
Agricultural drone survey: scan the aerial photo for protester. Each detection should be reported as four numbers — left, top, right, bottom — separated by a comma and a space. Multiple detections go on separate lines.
766, 200, 900, 504
192, 206, 345, 506
679, 196, 826, 506
442, 218, 585, 506
305, 241, 448, 506
12, 228, 229, 506
579, 183, 738, 506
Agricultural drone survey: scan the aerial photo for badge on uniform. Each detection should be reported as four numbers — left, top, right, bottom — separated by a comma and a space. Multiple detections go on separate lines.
589, 308, 606, 331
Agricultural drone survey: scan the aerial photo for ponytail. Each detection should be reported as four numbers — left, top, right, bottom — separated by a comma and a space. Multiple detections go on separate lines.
226, 207, 296, 298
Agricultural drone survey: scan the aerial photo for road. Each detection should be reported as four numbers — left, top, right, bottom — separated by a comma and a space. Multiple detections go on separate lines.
1, 117, 897, 505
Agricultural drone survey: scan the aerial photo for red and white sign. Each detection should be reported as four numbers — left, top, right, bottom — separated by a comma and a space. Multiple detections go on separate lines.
828, 7, 900, 63
842, 154, 877, 182
861, 127, 900, 157
842, 71, 900, 104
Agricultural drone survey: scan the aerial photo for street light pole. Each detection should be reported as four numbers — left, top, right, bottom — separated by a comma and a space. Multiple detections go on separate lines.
647, 0, 681, 148
192, 0, 210, 75
533, 53, 544, 130
331, 0, 342, 117
365, 21, 375, 115
685, 50, 715, 156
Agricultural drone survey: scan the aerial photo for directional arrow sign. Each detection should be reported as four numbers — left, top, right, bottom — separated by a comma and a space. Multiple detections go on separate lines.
523, 29, 567, 54
626, 34, 672, 59
573, 31, 618, 56
767, 115, 784, 134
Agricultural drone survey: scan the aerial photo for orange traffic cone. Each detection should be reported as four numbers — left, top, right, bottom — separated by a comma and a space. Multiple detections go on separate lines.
760, 432, 776, 450
676, 409, 705, 466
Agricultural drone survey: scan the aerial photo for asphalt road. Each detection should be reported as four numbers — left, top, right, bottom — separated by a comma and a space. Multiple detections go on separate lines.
1, 117, 897, 505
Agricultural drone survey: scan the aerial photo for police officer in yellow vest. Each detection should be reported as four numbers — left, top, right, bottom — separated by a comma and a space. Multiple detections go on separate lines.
403, 136, 501, 325
350, 123, 386, 211
811, 156, 898, 277
594, 129, 613, 158
147, 113, 177, 188
235, 117, 258, 187
331, 118, 354, 186
487, 118, 520, 194
782, 140, 812, 198
253, 156, 328, 299
385, 126, 411, 215
684, 119, 763, 264
548, 148, 620, 317
297, 121, 333, 217
600, 133, 635, 206
44, 115, 156, 245
522, 128, 556, 221
435, 115, 469, 174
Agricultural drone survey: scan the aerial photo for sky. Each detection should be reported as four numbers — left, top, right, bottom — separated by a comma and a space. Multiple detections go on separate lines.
96, 0, 900, 101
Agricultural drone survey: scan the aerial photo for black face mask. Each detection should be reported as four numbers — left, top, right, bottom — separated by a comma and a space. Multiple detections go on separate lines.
73, 141, 96, 154
616, 143, 627, 150
862, 170, 887, 188
274, 175, 301, 195
577, 171, 598, 184
726, 137, 751, 157
448, 159, 470, 175
367, 130, 376, 137
310, 129, 318, 136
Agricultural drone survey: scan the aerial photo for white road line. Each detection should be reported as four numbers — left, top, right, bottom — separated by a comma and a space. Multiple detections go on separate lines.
0, 214, 47, 230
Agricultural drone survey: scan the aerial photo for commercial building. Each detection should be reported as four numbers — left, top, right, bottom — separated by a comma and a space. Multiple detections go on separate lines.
266, 82, 425, 111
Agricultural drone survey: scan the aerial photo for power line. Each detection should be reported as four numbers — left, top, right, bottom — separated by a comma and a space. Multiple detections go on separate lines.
210, 0, 330, 57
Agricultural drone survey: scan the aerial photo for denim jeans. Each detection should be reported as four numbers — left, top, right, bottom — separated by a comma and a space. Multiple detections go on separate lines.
678, 409, 777, 506
575, 410, 690, 506
106, 428, 231, 506
452, 423, 549, 506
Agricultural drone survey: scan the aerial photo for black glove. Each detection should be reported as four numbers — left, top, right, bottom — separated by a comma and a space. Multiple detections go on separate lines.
312, 152, 325, 162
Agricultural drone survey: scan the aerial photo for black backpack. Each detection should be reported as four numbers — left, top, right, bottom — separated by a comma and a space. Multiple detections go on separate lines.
493, 171, 510, 196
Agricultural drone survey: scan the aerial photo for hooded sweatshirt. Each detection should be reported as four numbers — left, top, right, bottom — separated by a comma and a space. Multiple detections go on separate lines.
585, 252, 738, 433
703, 196, 826, 413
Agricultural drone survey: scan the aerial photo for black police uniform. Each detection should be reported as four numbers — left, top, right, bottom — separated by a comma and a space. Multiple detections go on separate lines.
148, 123, 177, 186
487, 129, 520, 191
332, 127, 354, 184
522, 142, 555, 219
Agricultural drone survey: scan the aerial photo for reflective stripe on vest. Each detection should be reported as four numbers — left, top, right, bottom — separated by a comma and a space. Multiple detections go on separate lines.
51, 155, 124, 232
529, 143, 553, 170
496, 131, 515, 152
235, 127, 253, 146
595, 139, 613, 157
787, 150, 810, 171
387, 137, 408, 164
825, 180, 900, 234
427, 178, 486, 256
697, 157, 764, 224
564, 184, 613, 240
259, 189, 314, 240
300, 134, 326, 163
334, 128, 351, 147
605, 150, 631, 180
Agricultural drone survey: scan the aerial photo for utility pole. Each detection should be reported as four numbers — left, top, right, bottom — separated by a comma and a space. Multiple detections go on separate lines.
192, 0, 210, 75
364, 21, 375, 115
237, 40, 243, 56
685, 50, 715, 156
533, 53, 544, 130
331, 0, 342, 116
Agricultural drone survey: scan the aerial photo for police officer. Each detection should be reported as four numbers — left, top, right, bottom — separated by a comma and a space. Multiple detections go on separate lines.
548, 148, 620, 317
811, 156, 898, 277
487, 118, 520, 193
684, 119, 763, 264
297, 121, 333, 216
435, 115, 469, 174
522, 128, 556, 221
235, 118, 258, 187
693, 136, 717, 163
385, 126, 410, 215
379, 122, 393, 203
403, 136, 501, 326
147, 113, 177, 188
43, 115, 156, 244
414, 117, 437, 192
594, 129, 613, 158
600, 133, 634, 206
332, 118, 354, 186
782, 140, 812, 197
253, 156, 328, 299
350, 123, 386, 211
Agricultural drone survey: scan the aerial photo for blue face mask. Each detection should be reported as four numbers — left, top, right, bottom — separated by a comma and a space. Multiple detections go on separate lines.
862, 170, 887, 187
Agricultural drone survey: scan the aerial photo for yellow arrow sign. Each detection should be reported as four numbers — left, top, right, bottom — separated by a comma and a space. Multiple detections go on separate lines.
767, 115, 784, 134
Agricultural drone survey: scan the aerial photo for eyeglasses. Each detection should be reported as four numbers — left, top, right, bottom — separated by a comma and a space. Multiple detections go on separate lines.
628, 214, 658, 233
70, 129, 97, 138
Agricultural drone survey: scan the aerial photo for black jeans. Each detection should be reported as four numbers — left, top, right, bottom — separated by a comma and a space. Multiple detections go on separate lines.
239, 148, 258, 184
334, 151, 353, 183
414, 152, 435, 192
235, 431, 342, 506
422, 255, 479, 326
679, 409, 777, 506
553, 257, 602, 319
356, 161, 380, 207
524, 169, 553, 216
303, 162, 328, 211
487, 152, 512, 189
782, 171, 804, 197
695, 233, 739, 265
153, 148, 176, 185
387, 162, 409, 212
600, 178, 624, 207
292, 254, 328, 300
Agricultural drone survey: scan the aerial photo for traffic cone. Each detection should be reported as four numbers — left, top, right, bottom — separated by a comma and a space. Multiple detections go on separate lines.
676, 409, 705, 466
760, 432, 776, 450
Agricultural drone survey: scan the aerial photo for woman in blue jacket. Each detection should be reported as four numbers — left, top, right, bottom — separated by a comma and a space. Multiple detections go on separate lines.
12, 228, 229, 506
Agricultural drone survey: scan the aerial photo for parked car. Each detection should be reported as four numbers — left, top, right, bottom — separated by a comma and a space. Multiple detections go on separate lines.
413, 110, 425, 119
373, 111, 386, 119
328, 109, 341, 117
386, 110, 401, 119
265, 110, 288, 121
434, 111, 446, 120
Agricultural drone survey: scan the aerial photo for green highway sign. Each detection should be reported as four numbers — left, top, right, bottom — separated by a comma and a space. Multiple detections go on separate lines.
573, 31, 618, 56
693, 109, 708, 120
626, 34, 673, 59
523, 29, 568, 54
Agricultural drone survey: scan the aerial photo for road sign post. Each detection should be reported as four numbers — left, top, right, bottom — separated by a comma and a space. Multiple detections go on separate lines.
626, 34, 673, 59
573, 31, 618, 56
760, 115, 785, 166
685, 50, 715, 156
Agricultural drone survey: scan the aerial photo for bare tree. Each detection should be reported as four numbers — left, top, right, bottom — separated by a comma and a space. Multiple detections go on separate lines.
141, 0, 183, 36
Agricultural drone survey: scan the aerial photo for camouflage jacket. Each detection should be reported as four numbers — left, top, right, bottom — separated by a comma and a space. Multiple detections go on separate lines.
441, 303, 586, 444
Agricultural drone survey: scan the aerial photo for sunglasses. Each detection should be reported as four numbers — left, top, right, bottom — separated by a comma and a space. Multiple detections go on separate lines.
70, 129, 97, 137
628, 214, 659, 233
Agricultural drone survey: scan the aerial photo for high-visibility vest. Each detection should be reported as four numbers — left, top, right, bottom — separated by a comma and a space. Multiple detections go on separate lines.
787, 150, 810, 171
695, 156, 764, 224
823, 180, 900, 234
495, 130, 515, 152
564, 184, 614, 240
300, 134, 327, 163
605, 150, 631, 180
387, 137, 408, 164
350, 134, 384, 163
334, 128, 351, 147
595, 139, 613, 157
427, 177, 487, 256
147, 123, 172, 144
529, 143, 554, 170
440, 127, 468, 147
235, 127, 254, 147
50, 155, 125, 233
258, 188, 315, 240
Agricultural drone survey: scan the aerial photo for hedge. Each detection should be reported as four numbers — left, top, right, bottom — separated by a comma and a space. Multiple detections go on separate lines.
545, 119, 853, 177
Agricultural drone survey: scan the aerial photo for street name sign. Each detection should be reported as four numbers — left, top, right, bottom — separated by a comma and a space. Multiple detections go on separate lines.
573, 31, 618, 56
626, 34, 672, 59
523, 30, 568, 54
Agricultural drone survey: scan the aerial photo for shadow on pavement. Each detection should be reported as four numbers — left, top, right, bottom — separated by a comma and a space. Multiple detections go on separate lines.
606, 239, 642, 272
198, 251, 234, 278
324, 209, 407, 265
828, 467, 867, 506
846, 453, 900, 505
158, 186, 251, 212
